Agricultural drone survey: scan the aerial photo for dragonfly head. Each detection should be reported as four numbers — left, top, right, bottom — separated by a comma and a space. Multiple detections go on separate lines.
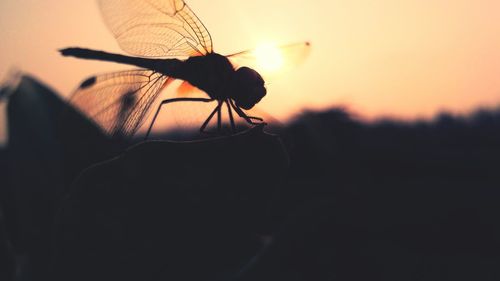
231, 67, 266, 110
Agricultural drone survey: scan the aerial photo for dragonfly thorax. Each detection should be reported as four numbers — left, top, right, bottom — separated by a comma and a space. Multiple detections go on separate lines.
176, 53, 266, 110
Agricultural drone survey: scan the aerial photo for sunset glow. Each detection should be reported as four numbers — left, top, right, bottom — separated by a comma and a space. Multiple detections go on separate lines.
1, 0, 500, 121
252, 43, 284, 72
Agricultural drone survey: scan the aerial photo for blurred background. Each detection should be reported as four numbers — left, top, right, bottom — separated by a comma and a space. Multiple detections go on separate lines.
2, 1, 500, 280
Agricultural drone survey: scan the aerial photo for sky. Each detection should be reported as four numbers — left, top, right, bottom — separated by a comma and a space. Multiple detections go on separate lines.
1, 0, 500, 124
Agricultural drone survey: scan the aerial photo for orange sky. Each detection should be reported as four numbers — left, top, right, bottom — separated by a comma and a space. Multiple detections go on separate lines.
1, 0, 500, 122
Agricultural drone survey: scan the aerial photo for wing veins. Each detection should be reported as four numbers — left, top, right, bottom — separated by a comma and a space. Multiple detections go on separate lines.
100, 0, 211, 57
176, 8, 210, 54
116, 22, 203, 56
81, 71, 158, 118
116, 74, 167, 135
74, 71, 156, 112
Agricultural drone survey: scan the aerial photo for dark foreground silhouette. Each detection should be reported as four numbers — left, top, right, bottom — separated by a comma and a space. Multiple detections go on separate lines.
53, 125, 288, 281
1, 75, 500, 280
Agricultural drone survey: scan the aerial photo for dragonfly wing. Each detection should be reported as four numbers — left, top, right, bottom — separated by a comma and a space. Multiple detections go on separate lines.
71, 69, 170, 138
227, 41, 311, 83
98, 0, 213, 57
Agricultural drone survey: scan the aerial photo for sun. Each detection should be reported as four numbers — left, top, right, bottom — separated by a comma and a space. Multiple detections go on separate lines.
252, 42, 284, 72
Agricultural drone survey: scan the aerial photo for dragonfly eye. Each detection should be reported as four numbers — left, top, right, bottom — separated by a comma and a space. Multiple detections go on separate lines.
232, 67, 266, 110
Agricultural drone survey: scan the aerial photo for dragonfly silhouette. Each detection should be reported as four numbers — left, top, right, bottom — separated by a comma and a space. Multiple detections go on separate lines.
61, 0, 310, 139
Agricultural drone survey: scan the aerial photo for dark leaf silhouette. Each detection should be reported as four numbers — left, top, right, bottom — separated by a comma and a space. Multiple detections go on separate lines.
3, 74, 500, 280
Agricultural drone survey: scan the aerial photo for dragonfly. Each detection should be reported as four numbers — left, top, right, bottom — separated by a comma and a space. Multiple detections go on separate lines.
60, 0, 310, 140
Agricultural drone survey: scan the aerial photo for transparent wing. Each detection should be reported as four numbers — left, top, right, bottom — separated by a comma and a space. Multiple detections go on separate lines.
98, 0, 213, 57
71, 69, 169, 138
227, 41, 311, 83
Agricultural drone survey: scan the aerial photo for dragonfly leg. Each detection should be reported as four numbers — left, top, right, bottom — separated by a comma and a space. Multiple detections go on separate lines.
229, 100, 266, 125
225, 99, 236, 133
145, 97, 213, 140
217, 100, 222, 133
200, 101, 223, 134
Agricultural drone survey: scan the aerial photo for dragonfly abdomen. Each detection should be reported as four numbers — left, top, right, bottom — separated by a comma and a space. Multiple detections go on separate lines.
59, 48, 182, 74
